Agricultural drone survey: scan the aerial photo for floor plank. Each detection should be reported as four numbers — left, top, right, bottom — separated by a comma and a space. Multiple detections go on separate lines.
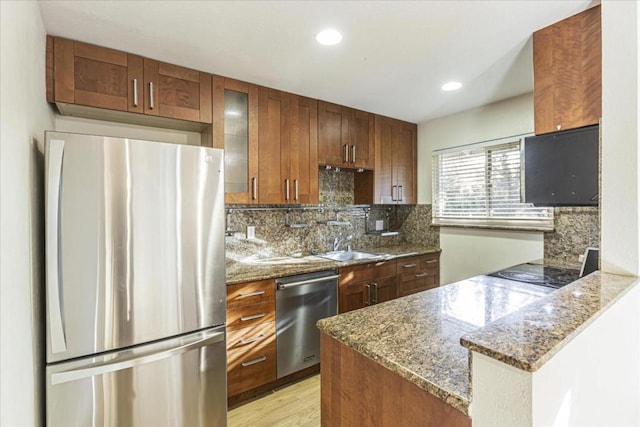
228, 375, 320, 427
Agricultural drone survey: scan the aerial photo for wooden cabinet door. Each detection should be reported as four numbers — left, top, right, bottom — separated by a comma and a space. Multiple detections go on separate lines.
53, 38, 142, 113
318, 101, 348, 167
394, 121, 417, 204
349, 109, 375, 170
374, 115, 395, 204
258, 87, 290, 203
533, 5, 601, 134
143, 59, 212, 123
214, 77, 259, 204
372, 275, 397, 304
289, 95, 319, 204
338, 282, 369, 313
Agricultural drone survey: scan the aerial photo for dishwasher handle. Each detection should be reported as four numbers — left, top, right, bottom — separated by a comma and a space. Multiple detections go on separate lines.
276, 274, 340, 290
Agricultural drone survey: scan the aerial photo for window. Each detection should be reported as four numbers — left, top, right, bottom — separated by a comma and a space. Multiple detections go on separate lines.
432, 135, 553, 230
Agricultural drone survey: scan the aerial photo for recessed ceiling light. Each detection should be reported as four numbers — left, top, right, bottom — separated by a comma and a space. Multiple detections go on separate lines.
316, 29, 342, 46
441, 81, 463, 91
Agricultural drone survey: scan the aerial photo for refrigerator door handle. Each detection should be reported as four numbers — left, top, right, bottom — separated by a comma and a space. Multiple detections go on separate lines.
51, 330, 224, 385
46, 138, 67, 354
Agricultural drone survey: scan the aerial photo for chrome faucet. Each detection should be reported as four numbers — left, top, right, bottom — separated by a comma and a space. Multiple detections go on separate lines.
333, 234, 353, 251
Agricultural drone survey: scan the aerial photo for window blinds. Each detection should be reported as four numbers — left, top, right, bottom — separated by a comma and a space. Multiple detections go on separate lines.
432, 138, 553, 229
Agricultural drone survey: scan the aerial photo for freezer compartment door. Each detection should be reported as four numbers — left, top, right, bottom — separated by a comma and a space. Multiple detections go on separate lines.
46, 327, 227, 427
44, 131, 226, 362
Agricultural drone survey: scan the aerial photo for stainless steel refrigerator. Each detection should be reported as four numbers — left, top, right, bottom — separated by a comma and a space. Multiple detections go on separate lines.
44, 131, 227, 426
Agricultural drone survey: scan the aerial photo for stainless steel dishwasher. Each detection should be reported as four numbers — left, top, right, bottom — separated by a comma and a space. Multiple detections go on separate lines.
275, 270, 340, 378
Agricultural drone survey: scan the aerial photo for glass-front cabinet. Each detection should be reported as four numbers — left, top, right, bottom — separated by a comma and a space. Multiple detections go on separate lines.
213, 77, 258, 204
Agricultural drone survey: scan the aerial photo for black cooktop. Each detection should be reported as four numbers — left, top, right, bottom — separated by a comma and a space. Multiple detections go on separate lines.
487, 263, 580, 289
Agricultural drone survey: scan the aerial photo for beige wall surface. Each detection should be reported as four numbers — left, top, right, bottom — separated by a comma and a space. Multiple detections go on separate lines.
1, 2, 55, 426
417, 94, 543, 283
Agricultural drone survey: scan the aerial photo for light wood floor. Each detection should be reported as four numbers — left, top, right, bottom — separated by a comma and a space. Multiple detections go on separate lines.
228, 375, 320, 427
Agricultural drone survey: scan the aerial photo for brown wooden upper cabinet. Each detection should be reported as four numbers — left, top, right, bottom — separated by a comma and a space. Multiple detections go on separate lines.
533, 5, 601, 135
258, 88, 318, 204
373, 116, 417, 204
318, 101, 374, 170
49, 37, 212, 124
213, 77, 259, 204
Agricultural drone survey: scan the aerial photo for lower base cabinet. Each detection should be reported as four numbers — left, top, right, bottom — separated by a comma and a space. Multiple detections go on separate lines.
397, 253, 440, 297
338, 254, 440, 314
226, 279, 276, 397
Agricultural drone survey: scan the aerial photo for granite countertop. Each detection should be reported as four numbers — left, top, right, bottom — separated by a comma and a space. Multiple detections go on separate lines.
460, 271, 639, 371
316, 269, 639, 416
316, 276, 554, 415
225, 245, 441, 285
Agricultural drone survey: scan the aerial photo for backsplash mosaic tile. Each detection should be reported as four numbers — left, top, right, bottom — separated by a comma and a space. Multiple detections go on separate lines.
544, 207, 600, 266
225, 169, 439, 262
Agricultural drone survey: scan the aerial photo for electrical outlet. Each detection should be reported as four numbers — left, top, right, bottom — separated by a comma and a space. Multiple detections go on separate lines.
247, 226, 256, 240
375, 220, 384, 231
578, 254, 585, 263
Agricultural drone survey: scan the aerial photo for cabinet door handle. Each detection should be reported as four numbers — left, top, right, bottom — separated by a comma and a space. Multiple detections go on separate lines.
133, 78, 138, 107
403, 263, 417, 268
371, 282, 378, 304
294, 179, 299, 200
241, 355, 267, 367
239, 290, 265, 298
415, 273, 429, 278
252, 177, 257, 200
365, 284, 371, 306
351, 145, 356, 164
240, 313, 266, 322
399, 185, 403, 201
344, 144, 349, 163
426, 259, 438, 264
149, 82, 155, 109
285, 179, 290, 201
239, 334, 266, 345
391, 185, 397, 201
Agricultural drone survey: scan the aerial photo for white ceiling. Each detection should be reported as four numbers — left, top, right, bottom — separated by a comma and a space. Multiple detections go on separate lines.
38, 0, 595, 124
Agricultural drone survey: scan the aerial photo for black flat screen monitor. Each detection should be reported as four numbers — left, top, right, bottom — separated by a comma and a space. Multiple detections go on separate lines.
523, 125, 599, 207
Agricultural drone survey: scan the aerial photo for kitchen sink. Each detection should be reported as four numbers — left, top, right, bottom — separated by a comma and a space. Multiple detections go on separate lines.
316, 250, 383, 262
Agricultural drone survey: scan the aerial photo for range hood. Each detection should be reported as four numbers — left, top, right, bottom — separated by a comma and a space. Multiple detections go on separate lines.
521, 125, 599, 207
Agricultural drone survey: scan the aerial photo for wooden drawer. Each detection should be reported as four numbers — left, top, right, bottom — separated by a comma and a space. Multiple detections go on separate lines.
339, 263, 371, 286
398, 275, 438, 297
397, 255, 423, 279
227, 340, 276, 396
227, 301, 275, 331
227, 321, 275, 353
371, 259, 397, 278
227, 279, 275, 308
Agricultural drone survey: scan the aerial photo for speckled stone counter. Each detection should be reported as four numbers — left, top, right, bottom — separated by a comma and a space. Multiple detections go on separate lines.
225, 245, 440, 285
460, 271, 639, 372
317, 276, 553, 415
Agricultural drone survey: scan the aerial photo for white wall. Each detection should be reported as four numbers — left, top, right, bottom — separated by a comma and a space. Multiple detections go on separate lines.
472, 281, 640, 427
440, 228, 542, 284
54, 116, 202, 146
601, 0, 640, 276
0, 2, 55, 426
417, 93, 544, 283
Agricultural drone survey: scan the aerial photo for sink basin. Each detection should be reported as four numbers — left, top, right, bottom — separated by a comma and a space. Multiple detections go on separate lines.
316, 250, 383, 262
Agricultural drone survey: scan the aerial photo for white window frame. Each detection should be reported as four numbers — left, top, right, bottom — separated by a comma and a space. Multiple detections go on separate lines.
432, 135, 554, 231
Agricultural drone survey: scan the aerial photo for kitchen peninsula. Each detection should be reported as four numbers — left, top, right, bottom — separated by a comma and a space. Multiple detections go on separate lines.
317, 270, 639, 427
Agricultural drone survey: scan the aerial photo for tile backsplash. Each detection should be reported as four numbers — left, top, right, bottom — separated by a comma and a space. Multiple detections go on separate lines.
544, 207, 600, 266
225, 168, 439, 262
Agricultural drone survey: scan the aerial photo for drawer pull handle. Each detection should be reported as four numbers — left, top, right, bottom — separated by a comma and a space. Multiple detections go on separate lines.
426, 260, 438, 264
239, 334, 266, 345
240, 313, 266, 322
415, 273, 429, 278
239, 290, 265, 298
241, 355, 267, 367
403, 263, 417, 268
